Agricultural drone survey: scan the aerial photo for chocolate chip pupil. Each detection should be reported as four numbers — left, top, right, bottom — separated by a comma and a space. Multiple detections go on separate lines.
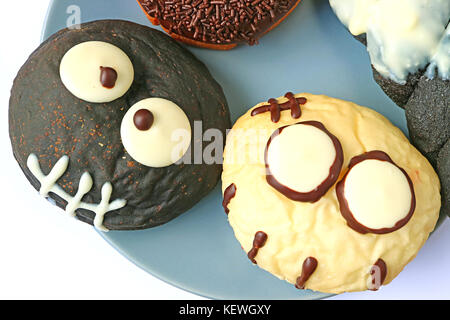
133, 109, 154, 131
100, 66, 118, 89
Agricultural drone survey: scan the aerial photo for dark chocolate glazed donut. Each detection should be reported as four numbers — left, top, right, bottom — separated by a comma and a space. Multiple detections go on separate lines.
9, 20, 231, 230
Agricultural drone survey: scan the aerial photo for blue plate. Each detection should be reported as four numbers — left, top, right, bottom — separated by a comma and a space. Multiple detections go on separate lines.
42, 0, 445, 300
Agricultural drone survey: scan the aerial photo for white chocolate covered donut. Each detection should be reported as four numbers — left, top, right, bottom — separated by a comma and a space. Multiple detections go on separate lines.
222, 93, 441, 293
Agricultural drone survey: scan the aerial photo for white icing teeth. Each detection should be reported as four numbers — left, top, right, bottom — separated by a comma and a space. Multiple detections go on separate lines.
265, 121, 343, 202
120, 98, 192, 168
65, 172, 93, 216
26, 154, 127, 232
60, 41, 134, 103
337, 151, 416, 234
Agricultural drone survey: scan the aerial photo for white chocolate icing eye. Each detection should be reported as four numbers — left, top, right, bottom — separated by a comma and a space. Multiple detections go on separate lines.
268, 125, 335, 192
336, 151, 416, 234
265, 121, 343, 203
120, 98, 192, 168
60, 41, 134, 103
345, 161, 411, 228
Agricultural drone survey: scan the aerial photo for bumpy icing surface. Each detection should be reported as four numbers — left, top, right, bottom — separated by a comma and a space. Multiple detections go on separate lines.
329, 0, 450, 84
222, 93, 440, 293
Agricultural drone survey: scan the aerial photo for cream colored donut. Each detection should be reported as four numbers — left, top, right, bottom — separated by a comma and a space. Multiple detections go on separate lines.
222, 93, 440, 293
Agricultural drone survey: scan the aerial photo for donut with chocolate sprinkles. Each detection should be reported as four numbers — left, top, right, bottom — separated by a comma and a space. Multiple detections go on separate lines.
136, 0, 302, 49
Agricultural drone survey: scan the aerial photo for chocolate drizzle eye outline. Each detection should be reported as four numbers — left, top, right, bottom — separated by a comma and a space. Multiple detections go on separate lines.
251, 92, 307, 123
336, 150, 416, 235
264, 121, 344, 203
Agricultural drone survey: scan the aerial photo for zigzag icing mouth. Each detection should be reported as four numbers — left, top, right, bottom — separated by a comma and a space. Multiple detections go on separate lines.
26, 154, 127, 232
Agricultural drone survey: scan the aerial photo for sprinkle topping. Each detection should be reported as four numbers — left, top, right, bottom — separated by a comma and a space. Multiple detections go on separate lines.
138, 0, 298, 45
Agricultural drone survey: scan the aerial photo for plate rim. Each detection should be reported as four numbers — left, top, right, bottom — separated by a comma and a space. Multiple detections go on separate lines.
41, 0, 57, 42
39, 0, 446, 300
97, 230, 336, 300
39, 0, 336, 300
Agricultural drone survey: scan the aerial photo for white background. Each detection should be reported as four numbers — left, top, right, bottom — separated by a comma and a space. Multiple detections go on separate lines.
0, 1, 449, 300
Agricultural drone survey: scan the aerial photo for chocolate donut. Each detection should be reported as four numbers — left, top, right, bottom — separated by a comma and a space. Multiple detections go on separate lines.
137, 0, 302, 50
9, 20, 231, 230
